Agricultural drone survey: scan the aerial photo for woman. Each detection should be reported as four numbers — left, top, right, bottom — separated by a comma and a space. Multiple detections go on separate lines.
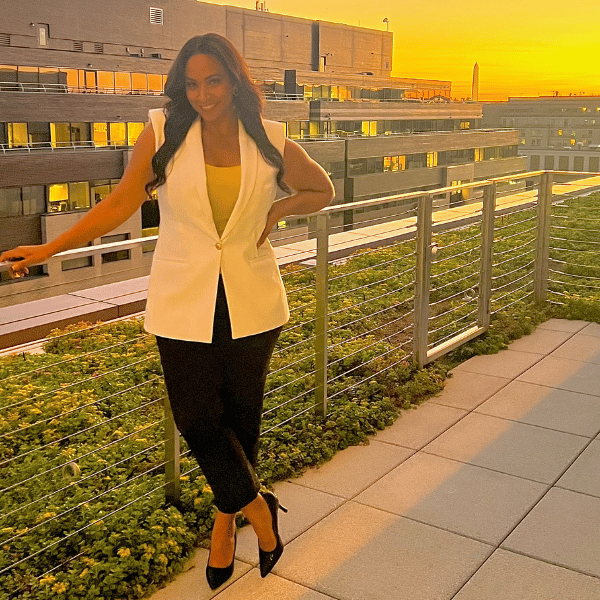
0, 34, 334, 589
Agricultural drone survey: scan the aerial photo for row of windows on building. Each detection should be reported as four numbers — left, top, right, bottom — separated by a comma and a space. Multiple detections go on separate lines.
529, 155, 600, 172
0, 65, 447, 101
0, 119, 480, 148
347, 146, 518, 176
0, 122, 146, 147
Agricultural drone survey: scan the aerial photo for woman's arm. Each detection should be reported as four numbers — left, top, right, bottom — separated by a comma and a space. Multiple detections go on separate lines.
0, 124, 157, 277
257, 138, 335, 247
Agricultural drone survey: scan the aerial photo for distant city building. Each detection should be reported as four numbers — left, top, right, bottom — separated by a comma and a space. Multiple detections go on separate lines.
483, 95, 600, 173
472, 63, 479, 102
0, 0, 525, 306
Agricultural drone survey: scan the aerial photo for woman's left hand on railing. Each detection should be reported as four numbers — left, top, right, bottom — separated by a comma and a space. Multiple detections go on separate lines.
0, 244, 52, 278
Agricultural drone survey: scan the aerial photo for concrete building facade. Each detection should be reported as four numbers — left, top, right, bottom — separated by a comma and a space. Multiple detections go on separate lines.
0, 0, 525, 306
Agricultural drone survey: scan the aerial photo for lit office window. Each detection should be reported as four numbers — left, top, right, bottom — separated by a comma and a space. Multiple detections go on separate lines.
127, 123, 145, 146
51, 123, 70, 147
97, 71, 114, 92
8, 123, 27, 147
427, 151, 438, 167
109, 122, 126, 145
93, 122, 108, 146
48, 183, 69, 212
69, 182, 91, 210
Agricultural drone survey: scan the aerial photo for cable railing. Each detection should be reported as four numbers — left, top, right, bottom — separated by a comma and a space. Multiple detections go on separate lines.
2, 169, 600, 595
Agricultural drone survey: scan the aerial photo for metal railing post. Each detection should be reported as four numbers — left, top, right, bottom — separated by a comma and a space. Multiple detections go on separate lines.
534, 172, 553, 303
478, 183, 496, 329
164, 398, 181, 506
314, 212, 329, 417
414, 195, 433, 368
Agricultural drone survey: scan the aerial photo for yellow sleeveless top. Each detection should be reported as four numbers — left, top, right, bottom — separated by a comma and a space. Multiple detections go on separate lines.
205, 164, 242, 236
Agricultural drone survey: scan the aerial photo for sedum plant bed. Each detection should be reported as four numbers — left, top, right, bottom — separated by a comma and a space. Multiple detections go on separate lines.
2, 191, 600, 599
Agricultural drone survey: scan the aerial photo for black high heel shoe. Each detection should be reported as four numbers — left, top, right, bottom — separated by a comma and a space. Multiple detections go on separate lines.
206, 529, 237, 590
258, 490, 288, 578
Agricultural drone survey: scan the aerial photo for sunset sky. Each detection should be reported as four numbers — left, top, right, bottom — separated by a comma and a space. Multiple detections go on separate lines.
203, 0, 600, 101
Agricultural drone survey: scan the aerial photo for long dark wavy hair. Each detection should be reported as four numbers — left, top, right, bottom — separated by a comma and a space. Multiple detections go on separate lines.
145, 33, 289, 196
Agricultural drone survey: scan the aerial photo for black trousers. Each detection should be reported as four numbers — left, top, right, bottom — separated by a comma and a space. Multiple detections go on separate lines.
156, 278, 281, 514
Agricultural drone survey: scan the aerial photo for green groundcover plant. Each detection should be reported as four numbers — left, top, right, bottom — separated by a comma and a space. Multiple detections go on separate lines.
1, 192, 599, 600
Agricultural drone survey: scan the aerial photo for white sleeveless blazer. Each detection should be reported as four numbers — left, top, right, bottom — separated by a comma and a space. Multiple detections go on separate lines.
143, 108, 290, 342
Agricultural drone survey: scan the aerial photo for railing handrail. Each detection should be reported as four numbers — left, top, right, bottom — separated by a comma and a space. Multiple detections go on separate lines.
0, 141, 132, 154
2, 170, 598, 275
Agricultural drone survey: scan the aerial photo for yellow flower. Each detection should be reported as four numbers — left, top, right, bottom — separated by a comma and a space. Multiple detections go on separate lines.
117, 547, 131, 558
158, 554, 168, 565
52, 582, 68, 594
79, 568, 89, 578
40, 575, 56, 586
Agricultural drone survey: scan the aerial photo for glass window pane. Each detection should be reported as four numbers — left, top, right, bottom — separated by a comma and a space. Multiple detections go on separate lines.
39, 68, 59, 85
17, 66, 38, 83
51, 123, 70, 147
48, 183, 69, 212
70, 122, 90, 143
0, 187, 22, 217
0, 65, 17, 82
109, 122, 126, 145
92, 184, 111, 204
68, 182, 91, 210
28, 122, 51, 144
85, 71, 97, 89
9, 123, 28, 147
131, 73, 147, 92
93, 122, 108, 146
97, 71, 114, 91
148, 73, 162, 92
115, 72, 130, 91
64, 69, 78, 89
22, 186, 45, 215
127, 122, 144, 146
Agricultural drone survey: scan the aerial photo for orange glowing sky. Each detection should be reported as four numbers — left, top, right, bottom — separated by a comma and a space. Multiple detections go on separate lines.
202, 0, 600, 101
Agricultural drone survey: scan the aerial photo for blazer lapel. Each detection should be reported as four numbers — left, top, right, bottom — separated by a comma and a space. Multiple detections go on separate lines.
221, 119, 258, 240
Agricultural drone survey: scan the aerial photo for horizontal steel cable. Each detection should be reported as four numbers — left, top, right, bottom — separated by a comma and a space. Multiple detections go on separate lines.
0, 333, 151, 383
493, 245, 535, 268
549, 235, 600, 247
288, 299, 317, 314
428, 318, 479, 348
327, 283, 411, 318
264, 369, 315, 398
491, 289, 534, 314
492, 268, 534, 293
491, 259, 535, 283
329, 257, 415, 284
548, 258, 600, 272
0, 470, 169, 578
491, 279, 534, 305
493, 236, 535, 256
327, 321, 414, 371
430, 287, 475, 307
549, 244, 600, 254
0, 397, 165, 475
428, 297, 478, 322
262, 385, 317, 418
327, 351, 413, 404
494, 224, 537, 243
550, 224, 600, 232
548, 277, 600, 289
327, 294, 414, 337
262, 403, 318, 436
272, 334, 316, 357
437, 231, 483, 250
548, 268, 600, 282
493, 214, 536, 232
328, 269, 408, 301
0, 374, 162, 440
268, 351, 313, 377
434, 244, 480, 264
327, 332, 411, 386
431, 271, 479, 294
1, 433, 164, 526
430, 256, 480, 279
285, 280, 316, 296
281, 263, 316, 278
0, 455, 168, 557
428, 306, 479, 335
0, 354, 157, 414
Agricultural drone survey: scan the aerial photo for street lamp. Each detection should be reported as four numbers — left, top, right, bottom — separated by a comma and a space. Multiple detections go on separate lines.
383, 18, 389, 31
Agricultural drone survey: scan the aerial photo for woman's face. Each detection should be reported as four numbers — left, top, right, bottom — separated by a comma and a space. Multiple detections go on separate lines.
185, 53, 236, 123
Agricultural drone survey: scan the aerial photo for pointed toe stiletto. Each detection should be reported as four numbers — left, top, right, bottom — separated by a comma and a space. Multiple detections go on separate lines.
206, 530, 237, 590
258, 490, 288, 578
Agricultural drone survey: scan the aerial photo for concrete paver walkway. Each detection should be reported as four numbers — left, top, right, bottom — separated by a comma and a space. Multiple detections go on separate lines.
150, 319, 600, 600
